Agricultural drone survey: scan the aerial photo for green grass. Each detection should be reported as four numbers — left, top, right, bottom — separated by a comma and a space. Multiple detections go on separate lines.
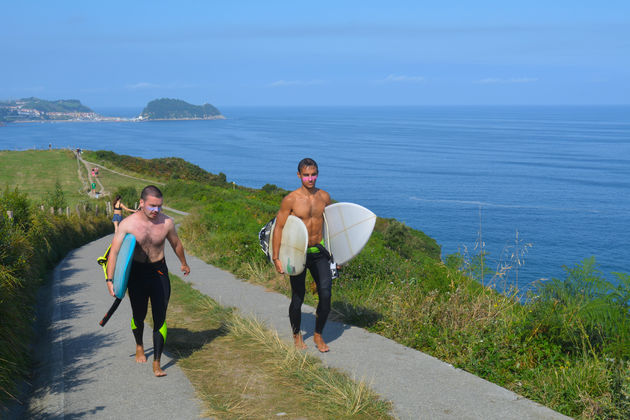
0, 150, 86, 206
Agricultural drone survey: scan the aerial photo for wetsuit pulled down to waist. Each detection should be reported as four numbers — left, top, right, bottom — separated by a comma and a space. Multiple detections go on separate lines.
128, 258, 170, 361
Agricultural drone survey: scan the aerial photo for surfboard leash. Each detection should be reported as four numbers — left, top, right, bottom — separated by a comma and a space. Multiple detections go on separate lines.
99, 298, 122, 327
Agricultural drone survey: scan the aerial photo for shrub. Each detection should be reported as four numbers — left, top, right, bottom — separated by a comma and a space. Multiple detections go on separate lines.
45, 180, 67, 211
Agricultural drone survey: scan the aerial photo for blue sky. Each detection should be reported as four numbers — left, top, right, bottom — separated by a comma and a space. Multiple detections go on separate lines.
1, 1, 628, 107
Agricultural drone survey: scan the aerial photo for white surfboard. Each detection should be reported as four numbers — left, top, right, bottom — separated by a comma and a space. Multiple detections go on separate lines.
267, 215, 309, 275
323, 202, 376, 265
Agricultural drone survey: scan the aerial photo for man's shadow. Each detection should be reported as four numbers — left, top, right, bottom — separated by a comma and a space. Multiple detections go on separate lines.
302, 302, 382, 343
130, 326, 227, 370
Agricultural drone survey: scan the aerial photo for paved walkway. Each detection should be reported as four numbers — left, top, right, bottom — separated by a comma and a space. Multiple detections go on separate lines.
14, 234, 569, 419
12, 235, 204, 419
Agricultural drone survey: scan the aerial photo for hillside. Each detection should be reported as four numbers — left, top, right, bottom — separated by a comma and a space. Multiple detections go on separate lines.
0, 149, 626, 418
139, 98, 224, 120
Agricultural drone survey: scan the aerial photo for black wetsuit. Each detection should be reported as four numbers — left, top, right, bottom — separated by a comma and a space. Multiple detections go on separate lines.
128, 258, 170, 361
289, 248, 332, 335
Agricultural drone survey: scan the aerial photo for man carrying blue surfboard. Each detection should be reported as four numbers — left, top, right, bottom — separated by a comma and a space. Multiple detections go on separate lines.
105, 185, 190, 377
273, 158, 333, 352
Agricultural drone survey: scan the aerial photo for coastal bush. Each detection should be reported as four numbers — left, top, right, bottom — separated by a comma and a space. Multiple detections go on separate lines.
45, 180, 67, 211
0, 188, 111, 407
84, 150, 228, 186
114, 186, 138, 209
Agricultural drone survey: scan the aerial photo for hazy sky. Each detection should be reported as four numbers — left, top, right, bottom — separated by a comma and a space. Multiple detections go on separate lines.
1, 1, 628, 107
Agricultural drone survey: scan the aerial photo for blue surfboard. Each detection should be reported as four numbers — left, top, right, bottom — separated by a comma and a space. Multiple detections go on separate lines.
113, 233, 136, 299
99, 233, 136, 327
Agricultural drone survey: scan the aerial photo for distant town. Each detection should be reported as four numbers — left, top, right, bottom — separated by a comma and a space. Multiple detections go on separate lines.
0, 97, 223, 124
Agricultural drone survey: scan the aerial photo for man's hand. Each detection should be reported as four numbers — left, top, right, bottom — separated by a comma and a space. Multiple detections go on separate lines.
107, 281, 115, 297
273, 258, 284, 274
181, 263, 191, 276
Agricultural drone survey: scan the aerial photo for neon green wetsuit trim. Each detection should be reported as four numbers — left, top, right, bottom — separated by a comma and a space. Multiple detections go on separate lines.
307, 239, 325, 254
159, 322, 167, 342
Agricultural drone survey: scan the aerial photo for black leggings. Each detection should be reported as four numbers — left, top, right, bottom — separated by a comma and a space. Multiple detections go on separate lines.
128, 259, 170, 361
289, 251, 332, 335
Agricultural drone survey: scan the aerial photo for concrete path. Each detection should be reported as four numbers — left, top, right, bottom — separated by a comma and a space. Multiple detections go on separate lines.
14, 235, 204, 419
15, 234, 570, 419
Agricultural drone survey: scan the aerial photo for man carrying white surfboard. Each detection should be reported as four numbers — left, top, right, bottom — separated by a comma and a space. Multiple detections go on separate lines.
106, 185, 190, 377
272, 158, 333, 352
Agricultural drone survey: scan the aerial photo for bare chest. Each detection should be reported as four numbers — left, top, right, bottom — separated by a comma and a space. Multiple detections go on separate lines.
131, 221, 169, 258
291, 197, 326, 220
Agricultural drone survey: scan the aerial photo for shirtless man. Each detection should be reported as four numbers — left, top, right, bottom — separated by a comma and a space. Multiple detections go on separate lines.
273, 158, 333, 352
106, 185, 190, 377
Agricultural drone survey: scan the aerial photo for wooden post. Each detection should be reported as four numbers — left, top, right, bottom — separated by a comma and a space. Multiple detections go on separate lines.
66, 207, 70, 217
6, 210, 13, 220
57, 208, 62, 215
76, 205, 81, 216
50, 207, 54, 215
40, 205, 45, 211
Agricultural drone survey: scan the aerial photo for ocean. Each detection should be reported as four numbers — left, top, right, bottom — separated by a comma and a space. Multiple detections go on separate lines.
1, 105, 629, 292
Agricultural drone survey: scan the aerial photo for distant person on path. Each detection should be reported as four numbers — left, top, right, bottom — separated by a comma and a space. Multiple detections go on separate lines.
111, 195, 135, 232
105, 185, 191, 377
272, 158, 333, 352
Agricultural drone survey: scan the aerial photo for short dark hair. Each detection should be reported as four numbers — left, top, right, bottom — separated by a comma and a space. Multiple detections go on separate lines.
297, 158, 318, 173
141, 185, 163, 200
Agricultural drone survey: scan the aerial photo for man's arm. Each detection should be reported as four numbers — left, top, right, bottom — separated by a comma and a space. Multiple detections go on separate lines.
322, 190, 332, 207
166, 220, 190, 276
105, 228, 127, 296
272, 194, 294, 274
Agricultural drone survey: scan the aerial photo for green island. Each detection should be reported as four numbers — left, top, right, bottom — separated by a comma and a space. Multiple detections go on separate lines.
139, 98, 224, 121
1, 149, 628, 419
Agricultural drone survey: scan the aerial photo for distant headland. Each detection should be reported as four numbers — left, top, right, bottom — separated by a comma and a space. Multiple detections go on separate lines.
0, 97, 224, 123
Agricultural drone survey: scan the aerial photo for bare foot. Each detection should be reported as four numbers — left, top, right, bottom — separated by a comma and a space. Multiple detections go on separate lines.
293, 333, 307, 350
135, 345, 147, 363
313, 333, 330, 353
153, 361, 167, 377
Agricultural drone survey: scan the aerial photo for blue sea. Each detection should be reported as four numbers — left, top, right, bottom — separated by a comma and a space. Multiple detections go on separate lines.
1, 106, 629, 292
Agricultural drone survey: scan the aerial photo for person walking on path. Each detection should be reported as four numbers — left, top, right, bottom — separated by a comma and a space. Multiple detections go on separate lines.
105, 185, 191, 377
111, 195, 135, 232
272, 158, 333, 353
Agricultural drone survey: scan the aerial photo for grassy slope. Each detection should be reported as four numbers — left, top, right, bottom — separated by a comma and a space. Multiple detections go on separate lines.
0, 150, 85, 206
0, 149, 156, 209
69, 151, 630, 419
